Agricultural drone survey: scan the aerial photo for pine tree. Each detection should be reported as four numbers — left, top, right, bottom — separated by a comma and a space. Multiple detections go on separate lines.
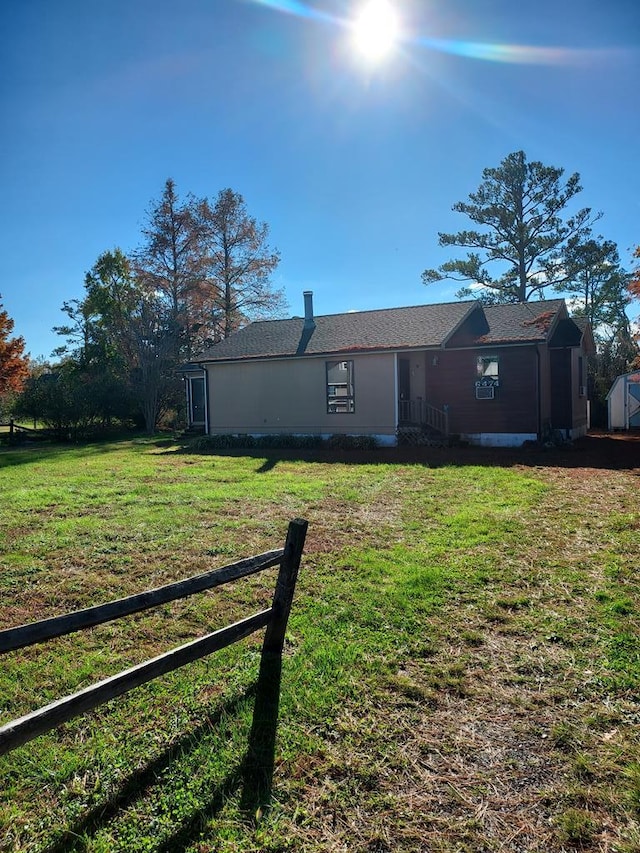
423, 151, 596, 302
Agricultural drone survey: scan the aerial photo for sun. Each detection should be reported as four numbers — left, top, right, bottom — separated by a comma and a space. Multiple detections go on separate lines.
352, 0, 400, 61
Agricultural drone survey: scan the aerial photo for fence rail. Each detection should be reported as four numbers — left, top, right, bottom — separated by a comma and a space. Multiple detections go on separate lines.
0, 519, 308, 757
0, 419, 37, 434
0, 420, 55, 442
0, 550, 284, 653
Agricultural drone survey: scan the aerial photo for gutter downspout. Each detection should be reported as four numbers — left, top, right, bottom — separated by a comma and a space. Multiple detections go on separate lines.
184, 376, 191, 427
201, 365, 210, 436
394, 353, 399, 437
535, 346, 542, 441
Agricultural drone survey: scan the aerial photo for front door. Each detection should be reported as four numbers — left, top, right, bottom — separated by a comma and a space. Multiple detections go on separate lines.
398, 358, 411, 422
189, 377, 206, 425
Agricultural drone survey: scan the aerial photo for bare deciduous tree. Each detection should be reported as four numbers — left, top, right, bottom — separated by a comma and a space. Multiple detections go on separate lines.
200, 188, 285, 340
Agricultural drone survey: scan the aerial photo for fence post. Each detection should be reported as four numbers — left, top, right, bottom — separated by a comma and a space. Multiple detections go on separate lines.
261, 518, 308, 657
9, 419, 13, 439
241, 518, 308, 813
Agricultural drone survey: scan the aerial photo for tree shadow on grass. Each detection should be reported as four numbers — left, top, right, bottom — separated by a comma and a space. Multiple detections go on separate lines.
0, 440, 128, 468
43, 654, 283, 853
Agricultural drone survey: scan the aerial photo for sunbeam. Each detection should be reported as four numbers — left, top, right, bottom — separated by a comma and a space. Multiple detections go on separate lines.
244, 0, 608, 67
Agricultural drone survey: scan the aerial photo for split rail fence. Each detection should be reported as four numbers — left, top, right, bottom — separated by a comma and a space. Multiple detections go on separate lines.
0, 420, 47, 441
0, 518, 308, 757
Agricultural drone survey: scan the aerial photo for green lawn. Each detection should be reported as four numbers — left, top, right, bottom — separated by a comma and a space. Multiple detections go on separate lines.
0, 438, 638, 852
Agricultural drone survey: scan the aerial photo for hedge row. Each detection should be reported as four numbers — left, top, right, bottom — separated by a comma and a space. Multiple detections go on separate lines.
184, 433, 379, 452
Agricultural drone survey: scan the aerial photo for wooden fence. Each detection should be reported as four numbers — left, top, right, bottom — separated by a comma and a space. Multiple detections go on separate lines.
0, 420, 52, 442
0, 519, 308, 757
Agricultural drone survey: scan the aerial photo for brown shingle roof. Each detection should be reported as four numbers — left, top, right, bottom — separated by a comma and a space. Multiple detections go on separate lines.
476, 300, 566, 344
198, 298, 571, 363
199, 301, 478, 362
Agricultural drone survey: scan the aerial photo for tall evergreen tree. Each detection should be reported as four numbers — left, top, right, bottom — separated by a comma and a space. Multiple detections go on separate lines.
423, 151, 596, 303
559, 234, 632, 333
557, 235, 639, 425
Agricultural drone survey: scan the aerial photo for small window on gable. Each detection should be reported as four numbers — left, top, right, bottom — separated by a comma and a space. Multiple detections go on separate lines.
327, 360, 355, 413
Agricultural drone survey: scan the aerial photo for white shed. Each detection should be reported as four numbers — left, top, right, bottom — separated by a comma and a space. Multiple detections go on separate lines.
607, 371, 640, 430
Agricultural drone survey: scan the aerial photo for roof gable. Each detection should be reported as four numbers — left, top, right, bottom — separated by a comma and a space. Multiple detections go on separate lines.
564, 315, 597, 354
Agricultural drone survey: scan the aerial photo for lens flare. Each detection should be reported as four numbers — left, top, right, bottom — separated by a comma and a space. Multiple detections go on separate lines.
417, 36, 588, 65
247, 0, 337, 26
244, 0, 604, 67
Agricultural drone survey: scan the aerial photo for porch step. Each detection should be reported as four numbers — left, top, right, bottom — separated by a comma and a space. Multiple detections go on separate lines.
181, 425, 206, 437
397, 426, 450, 448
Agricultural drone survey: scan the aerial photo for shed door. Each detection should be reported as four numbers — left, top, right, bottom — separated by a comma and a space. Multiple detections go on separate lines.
629, 382, 640, 428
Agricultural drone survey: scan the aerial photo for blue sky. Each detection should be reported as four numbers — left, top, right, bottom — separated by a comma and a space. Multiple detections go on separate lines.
2, 0, 639, 360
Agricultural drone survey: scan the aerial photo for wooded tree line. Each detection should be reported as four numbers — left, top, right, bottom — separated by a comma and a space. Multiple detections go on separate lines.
1, 158, 639, 435
6, 181, 284, 435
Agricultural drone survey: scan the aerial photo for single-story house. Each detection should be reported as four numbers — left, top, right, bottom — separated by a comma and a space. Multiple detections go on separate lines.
607, 370, 640, 431
181, 292, 594, 447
